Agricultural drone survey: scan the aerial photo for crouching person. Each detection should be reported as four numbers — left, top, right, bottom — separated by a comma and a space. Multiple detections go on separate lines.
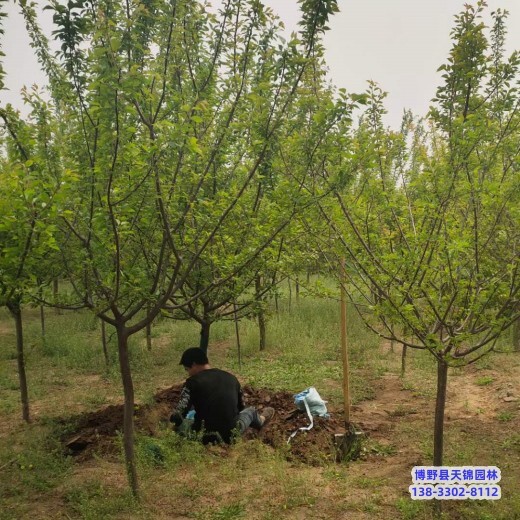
170, 347, 274, 444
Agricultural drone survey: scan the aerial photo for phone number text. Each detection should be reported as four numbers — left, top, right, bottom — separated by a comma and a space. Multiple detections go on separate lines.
409, 485, 501, 500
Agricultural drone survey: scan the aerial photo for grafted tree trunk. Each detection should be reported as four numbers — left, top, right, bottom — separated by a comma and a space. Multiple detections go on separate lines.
432, 358, 449, 517
37, 278, 45, 338
340, 259, 350, 426
115, 324, 138, 497
8, 301, 30, 422
39, 304, 45, 339
258, 312, 266, 351
233, 302, 241, 369
401, 327, 412, 378
273, 274, 279, 312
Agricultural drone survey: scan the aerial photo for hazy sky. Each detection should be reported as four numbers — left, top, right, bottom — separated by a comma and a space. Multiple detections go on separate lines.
2, 0, 520, 128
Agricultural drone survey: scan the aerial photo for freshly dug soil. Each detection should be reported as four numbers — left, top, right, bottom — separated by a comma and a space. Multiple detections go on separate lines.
60, 384, 347, 465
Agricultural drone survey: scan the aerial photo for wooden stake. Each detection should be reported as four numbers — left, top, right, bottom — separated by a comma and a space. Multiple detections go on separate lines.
340, 258, 350, 426
233, 302, 241, 370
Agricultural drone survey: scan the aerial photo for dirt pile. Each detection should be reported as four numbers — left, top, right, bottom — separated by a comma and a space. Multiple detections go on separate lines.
61, 384, 347, 465
241, 386, 346, 464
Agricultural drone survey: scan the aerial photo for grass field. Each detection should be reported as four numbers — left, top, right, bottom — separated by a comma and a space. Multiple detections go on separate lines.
0, 286, 519, 519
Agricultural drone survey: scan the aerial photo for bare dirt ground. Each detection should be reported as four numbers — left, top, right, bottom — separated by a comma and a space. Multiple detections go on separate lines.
58, 355, 520, 491
60, 384, 348, 465
2, 321, 519, 519
45, 356, 519, 520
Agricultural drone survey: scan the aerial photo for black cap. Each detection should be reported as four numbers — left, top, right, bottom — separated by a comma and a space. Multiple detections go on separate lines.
179, 347, 209, 367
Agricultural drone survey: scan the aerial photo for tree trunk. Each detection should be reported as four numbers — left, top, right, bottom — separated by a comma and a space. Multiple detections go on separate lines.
199, 321, 211, 353
39, 304, 45, 339
401, 345, 407, 378
513, 317, 520, 352
8, 302, 30, 422
433, 358, 448, 518
115, 325, 139, 497
256, 275, 266, 351
273, 274, 279, 313
433, 358, 448, 466
101, 319, 110, 368
37, 279, 45, 339
145, 320, 152, 352
258, 311, 266, 351
287, 278, 292, 311
340, 259, 351, 426
53, 278, 62, 315
295, 277, 300, 300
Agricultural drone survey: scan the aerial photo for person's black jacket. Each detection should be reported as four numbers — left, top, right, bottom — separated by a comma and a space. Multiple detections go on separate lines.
170, 368, 244, 443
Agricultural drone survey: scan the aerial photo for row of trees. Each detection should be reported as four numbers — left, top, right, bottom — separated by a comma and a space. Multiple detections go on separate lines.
330, 3, 520, 470
1, 0, 519, 499
0, 0, 341, 495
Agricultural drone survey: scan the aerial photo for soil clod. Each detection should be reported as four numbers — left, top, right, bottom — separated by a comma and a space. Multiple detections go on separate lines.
60, 384, 346, 465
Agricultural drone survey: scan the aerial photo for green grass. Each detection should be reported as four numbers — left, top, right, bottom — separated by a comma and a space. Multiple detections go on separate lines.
475, 375, 495, 386
0, 424, 72, 505
362, 440, 398, 457
350, 475, 389, 488
395, 498, 430, 520
500, 432, 520, 450
1, 289, 520, 520
64, 481, 140, 520
226, 297, 380, 403
134, 430, 207, 472
497, 411, 514, 422
213, 503, 246, 520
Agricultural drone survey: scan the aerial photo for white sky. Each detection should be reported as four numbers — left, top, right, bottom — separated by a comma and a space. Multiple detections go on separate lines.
2, 0, 520, 128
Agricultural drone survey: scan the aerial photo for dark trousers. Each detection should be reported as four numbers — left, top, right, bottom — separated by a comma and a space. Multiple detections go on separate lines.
236, 406, 263, 433
179, 406, 263, 443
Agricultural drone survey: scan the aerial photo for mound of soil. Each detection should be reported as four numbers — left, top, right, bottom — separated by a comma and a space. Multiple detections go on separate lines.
240, 386, 346, 464
61, 384, 347, 465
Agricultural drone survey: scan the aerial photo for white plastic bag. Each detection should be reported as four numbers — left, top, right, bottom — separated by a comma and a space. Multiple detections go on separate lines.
288, 387, 329, 443
294, 387, 328, 417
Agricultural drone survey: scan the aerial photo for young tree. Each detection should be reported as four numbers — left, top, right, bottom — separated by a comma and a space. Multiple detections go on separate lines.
164, 252, 282, 353
17, 0, 339, 495
163, 52, 344, 352
0, 94, 68, 422
319, 3, 520, 475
